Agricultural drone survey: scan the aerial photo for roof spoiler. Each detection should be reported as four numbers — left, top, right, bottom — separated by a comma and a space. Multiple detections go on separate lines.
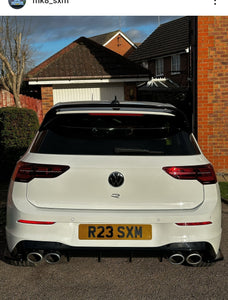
39, 100, 190, 132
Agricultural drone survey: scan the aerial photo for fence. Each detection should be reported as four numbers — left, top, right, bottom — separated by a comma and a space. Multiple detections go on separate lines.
0, 89, 43, 123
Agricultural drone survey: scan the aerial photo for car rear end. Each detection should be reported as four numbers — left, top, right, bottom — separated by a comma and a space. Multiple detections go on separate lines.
5, 101, 222, 266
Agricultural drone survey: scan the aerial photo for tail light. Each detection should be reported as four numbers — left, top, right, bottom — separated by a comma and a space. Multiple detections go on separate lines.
18, 219, 55, 225
176, 221, 212, 226
89, 113, 144, 116
12, 162, 70, 183
163, 164, 217, 184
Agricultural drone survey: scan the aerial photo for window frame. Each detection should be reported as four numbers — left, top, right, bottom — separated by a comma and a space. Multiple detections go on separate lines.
171, 54, 181, 75
155, 58, 164, 77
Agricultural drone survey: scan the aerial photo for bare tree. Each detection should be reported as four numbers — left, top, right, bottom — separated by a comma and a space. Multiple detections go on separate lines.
0, 17, 33, 108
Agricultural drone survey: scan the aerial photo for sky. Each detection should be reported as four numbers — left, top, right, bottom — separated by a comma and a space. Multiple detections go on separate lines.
22, 16, 181, 67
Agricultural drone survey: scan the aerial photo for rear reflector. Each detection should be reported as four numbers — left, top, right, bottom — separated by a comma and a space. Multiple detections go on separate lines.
163, 164, 217, 184
18, 220, 55, 225
176, 221, 212, 226
12, 162, 70, 183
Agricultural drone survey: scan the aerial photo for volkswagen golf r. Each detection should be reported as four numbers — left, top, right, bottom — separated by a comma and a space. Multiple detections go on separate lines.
5, 100, 222, 266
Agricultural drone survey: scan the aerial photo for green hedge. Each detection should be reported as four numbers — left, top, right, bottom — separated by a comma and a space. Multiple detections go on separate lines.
0, 107, 39, 181
219, 182, 228, 200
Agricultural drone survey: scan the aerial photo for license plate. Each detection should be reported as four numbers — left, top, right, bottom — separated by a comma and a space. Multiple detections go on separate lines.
79, 224, 152, 240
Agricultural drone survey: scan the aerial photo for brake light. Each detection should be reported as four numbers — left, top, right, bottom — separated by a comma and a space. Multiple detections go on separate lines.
89, 113, 143, 116
176, 221, 212, 226
18, 219, 55, 225
12, 162, 70, 183
163, 164, 217, 184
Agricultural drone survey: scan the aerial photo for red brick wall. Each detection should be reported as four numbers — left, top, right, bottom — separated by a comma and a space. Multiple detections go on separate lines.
41, 85, 53, 116
124, 83, 137, 101
148, 54, 189, 87
105, 34, 135, 57
0, 89, 43, 123
197, 16, 228, 173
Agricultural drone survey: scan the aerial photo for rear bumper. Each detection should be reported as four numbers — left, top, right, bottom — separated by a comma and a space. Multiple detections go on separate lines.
6, 214, 222, 255
8, 240, 221, 263
6, 214, 222, 261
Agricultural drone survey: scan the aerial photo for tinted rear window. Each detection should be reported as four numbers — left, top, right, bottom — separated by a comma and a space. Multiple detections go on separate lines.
31, 113, 200, 155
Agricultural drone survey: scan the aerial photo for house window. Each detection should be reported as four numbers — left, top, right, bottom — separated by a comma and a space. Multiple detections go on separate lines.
155, 58, 164, 76
171, 54, 181, 74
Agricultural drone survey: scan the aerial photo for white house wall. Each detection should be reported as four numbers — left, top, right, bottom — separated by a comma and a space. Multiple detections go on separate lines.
53, 83, 124, 104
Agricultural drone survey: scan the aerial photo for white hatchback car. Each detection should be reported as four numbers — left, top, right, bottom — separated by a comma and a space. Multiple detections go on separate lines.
5, 101, 222, 266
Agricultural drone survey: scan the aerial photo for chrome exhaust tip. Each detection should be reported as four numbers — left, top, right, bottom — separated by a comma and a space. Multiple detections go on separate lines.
186, 252, 202, 266
27, 252, 43, 264
44, 252, 61, 264
168, 253, 185, 265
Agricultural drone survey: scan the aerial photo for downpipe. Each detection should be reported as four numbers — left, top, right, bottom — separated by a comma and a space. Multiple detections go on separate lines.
186, 252, 202, 266
168, 253, 185, 265
27, 252, 43, 264
44, 252, 61, 264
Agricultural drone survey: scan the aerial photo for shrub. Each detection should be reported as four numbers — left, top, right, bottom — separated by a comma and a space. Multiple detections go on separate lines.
0, 107, 39, 181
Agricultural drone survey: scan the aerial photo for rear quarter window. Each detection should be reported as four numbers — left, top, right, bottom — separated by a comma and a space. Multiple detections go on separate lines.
31, 113, 200, 156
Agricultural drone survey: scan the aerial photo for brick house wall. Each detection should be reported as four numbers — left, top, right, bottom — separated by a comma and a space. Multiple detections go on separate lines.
124, 83, 137, 101
0, 89, 43, 123
41, 85, 53, 116
197, 16, 228, 173
148, 53, 189, 87
105, 33, 135, 57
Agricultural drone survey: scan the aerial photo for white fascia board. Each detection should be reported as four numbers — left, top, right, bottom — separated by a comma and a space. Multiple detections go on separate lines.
103, 31, 137, 49
28, 78, 149, 85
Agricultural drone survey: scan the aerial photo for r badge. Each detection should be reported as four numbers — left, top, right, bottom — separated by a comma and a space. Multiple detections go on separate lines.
111, 193, 120, 198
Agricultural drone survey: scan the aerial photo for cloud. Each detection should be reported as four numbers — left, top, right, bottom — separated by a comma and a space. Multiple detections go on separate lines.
27, 16, 181, 44
15, 16, 181, 66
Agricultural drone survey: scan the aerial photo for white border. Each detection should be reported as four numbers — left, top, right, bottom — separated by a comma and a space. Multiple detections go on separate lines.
2, 0, 227, 16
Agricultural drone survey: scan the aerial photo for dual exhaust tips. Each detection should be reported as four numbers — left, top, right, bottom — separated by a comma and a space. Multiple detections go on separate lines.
27, 252, 61, 265
26, 251, 202, 266
169, 252, 202, 266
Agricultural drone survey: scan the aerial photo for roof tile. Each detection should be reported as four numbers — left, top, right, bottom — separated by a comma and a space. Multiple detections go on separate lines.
129, 16, 191, 62
27, 37, 149, 80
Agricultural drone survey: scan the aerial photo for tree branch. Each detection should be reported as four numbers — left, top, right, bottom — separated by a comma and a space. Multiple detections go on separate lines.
0, 17, 32, 108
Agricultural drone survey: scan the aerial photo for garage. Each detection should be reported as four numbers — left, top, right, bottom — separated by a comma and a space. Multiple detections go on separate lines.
27, 37, 149, 115
53, 82, 124, 103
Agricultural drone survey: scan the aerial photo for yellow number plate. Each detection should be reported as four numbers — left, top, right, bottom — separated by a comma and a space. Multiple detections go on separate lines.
79, 224, 152, 240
